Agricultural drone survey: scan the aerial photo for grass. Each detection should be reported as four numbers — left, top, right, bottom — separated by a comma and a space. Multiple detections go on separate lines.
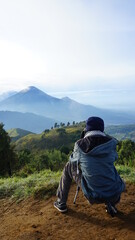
116, 165, 135, 183
0, 165, 135, 200
0, 170, 61, 200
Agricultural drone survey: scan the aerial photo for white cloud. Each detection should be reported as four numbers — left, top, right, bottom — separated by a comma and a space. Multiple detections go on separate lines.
0, 40, 46, 78
0, 39, 47, 92
0, 0, 135, 98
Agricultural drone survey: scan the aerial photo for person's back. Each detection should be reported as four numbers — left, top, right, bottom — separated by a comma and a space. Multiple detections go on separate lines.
54, 116, 125, 216
75, 132, 125, 201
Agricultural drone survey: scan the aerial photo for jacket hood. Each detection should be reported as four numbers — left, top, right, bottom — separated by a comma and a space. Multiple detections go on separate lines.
84, 138, 118, 156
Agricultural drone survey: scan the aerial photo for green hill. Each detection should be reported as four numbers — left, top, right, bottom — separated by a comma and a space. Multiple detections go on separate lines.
8, 128, 35, 142
105, 124, 135, 141
14, 123, 135, 152
15, 123, 84, 152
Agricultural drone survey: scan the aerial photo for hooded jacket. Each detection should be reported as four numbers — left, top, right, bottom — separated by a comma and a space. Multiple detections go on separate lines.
70, 131, 125, 201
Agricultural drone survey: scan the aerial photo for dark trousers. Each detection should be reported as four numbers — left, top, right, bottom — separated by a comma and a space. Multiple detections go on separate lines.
57, 161, 81, 203
57, 161, 121, 206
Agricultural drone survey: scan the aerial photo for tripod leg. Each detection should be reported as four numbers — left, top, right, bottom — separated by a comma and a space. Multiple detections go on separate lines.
73, 186, 80, 204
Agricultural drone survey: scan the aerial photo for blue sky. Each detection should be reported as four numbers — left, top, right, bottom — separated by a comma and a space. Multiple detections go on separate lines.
0, 0, 135, 109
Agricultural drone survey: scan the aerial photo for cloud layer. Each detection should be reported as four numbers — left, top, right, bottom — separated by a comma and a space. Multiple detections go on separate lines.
0, 0, 135, 109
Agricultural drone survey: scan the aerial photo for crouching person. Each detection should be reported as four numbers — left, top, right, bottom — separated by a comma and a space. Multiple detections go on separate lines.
54, 116, 125, 216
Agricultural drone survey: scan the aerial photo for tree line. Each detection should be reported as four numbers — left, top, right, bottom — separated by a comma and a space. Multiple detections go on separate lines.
0, 123, 135, 177
52, 121, 76, 129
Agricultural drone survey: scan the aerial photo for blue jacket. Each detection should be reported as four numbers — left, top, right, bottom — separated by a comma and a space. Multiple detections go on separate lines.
70, 132, 125, 201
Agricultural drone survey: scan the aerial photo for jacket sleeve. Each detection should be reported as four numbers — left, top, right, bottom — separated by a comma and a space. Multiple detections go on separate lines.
69, 142, 81, 163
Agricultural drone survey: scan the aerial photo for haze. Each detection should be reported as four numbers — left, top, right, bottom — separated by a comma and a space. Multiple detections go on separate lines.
0, 0, 135, 109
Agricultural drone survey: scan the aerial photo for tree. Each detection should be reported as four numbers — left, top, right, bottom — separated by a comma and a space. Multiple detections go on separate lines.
60, 122, 65, 127
72, 121, 75, 125
60, 145, 70, 154
54, 122, 58, 128
117, 139, 135, 166
17, 149, 31, 168
0, 123, 17, 176
44, 129, 50, 134
67, 122, 70, 126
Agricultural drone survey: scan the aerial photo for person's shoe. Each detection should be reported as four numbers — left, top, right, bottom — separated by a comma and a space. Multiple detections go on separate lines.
54, 200, 68, 213
105, 202, 118, 217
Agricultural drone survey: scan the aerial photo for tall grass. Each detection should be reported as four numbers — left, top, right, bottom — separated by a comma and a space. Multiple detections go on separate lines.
0, 170, 61, 200
116, 165, 135, 183
0, 165, 135, 200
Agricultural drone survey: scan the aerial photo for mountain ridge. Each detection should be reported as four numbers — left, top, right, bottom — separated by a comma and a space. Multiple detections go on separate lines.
0, 86, 135, 132
0, 86, 60, 104
0, 110, 57, 133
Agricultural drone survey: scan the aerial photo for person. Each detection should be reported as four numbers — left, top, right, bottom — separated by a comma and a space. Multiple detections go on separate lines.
54, 116, 125, 216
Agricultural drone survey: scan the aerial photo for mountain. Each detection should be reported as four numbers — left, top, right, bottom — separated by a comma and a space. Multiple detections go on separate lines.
8, 128, 34, 142
0, 90, 17, 101
0, 111, 56, 133
0, 86, 61, 116
0, 86, 135, 126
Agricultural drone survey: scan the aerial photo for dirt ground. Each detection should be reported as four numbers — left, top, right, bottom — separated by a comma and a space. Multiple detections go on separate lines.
0, 183, 135, 240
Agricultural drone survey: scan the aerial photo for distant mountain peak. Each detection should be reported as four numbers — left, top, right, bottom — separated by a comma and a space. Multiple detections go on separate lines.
18, 86, 54, 99
62, 96, 71, 101
28, 86, 37, 89
21, 86, 43, 93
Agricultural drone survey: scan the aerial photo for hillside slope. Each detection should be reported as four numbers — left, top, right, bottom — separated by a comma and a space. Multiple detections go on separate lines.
0, 183, 135, 240
14, 124, 135, 151
15, 125, 83, 151
8, 128, 34, 142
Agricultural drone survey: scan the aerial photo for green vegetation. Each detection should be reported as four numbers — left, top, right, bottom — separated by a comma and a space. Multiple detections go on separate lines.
0, 170, 61, 200
16, 149, 68, 176
0, 122, 135, 200
105, 124, 135, 141
8, 128, 34, 142
0, 123, 17, 176
0, 166, 134, 200
117, 165, 135, 183
1, 122, 135, 177
116, 139, 135, 167
15, 124, 84, 152
14, 123, 135, 152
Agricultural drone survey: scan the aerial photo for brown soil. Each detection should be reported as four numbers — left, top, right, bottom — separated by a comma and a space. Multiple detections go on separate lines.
0, 183, 135, 240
